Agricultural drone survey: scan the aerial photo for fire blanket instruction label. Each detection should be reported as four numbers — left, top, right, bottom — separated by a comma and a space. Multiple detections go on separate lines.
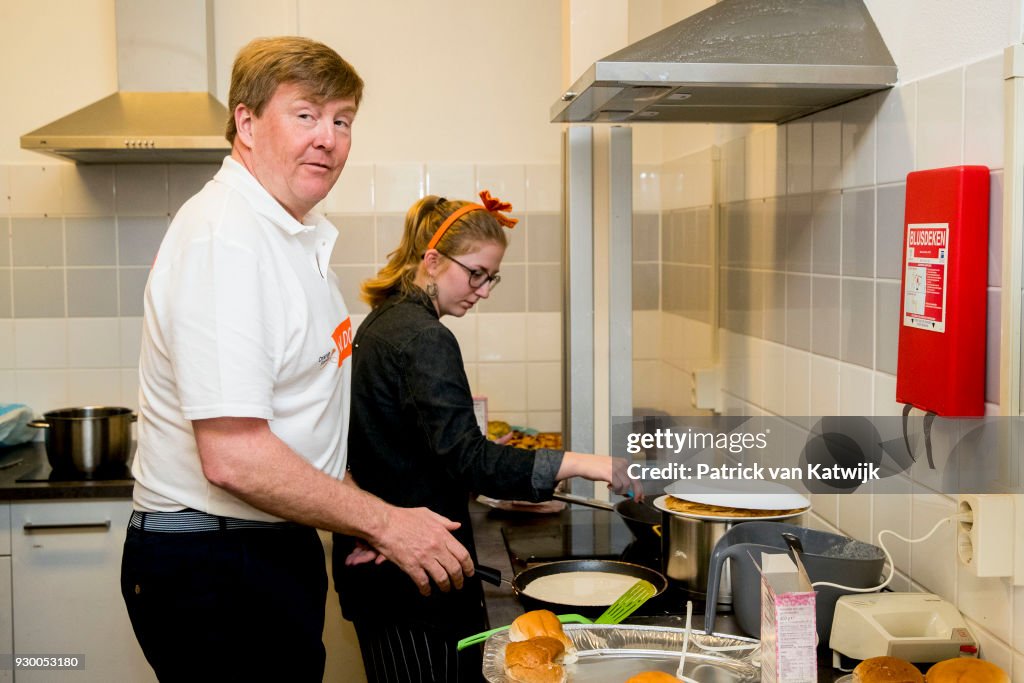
903, 223, 948, 333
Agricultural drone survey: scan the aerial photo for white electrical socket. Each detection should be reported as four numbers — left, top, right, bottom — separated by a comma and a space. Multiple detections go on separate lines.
956, 494, 1014, 578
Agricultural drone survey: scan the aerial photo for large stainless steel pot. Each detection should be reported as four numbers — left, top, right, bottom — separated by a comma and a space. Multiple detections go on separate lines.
659, 510, 734, 604
28, 406, 136, 474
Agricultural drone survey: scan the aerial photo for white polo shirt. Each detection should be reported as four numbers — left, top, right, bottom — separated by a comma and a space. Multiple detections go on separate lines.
132, 156, 352, 521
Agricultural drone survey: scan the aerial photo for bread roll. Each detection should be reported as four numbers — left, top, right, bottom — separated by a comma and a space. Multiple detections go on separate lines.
509, 610, 577, 663
925, 658, 1009, 683
505, 662, 566, 683
852, 656, 923, 682
625, 672, 684, 683
505, 637, 565, 668
504, 636, 566, 683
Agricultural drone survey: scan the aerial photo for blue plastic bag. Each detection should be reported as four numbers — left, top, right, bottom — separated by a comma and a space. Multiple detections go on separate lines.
0, 404, 35, 447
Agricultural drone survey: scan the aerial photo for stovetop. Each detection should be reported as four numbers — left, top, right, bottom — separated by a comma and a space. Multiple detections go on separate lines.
16, 462, 133, 483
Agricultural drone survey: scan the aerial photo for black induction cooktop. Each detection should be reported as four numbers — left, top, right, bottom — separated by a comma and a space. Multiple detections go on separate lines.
16, 462, 133, 483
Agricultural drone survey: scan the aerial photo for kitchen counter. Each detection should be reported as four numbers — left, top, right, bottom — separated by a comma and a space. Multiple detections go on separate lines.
0, 441, 134, 500
468, 498, 851, 682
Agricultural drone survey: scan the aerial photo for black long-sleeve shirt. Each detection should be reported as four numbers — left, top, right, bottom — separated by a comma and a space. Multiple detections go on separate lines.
334, 289, 563, 628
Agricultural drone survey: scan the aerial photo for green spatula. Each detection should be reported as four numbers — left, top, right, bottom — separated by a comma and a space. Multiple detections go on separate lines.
456, 613, 593, 651
593, 579, 658, 625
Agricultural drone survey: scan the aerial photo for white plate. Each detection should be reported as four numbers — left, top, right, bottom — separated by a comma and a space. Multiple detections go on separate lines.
652, 495, 808, 521
662, 478, 810, 511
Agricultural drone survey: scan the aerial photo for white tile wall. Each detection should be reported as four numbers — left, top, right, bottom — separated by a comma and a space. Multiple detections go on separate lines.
14, 319, 67, 369
765, 125, 787, 198
118, 318, 143, 369
0, 166, 10, 215
743, 127, 765, 200
442, 314, 478, 364
633, 165, 661, 213
876, 84, 917, 184
632, 310, 660, 361
720, 137, 745, 204
838, 363, 874, 415
873, 372, 902, 416
2, 160, 565, 434
477, 362, 527, 414
0, 320, 13, 368
786, 119, 813, 194
476, 164, 525, 211
909, 491, 958, 603
373, 163, 423, 213
477, 313, 527, 362
67, 318, 120, 368
812, 115, 842, 192
115, 165, 168, 216
525, 312, 561, 362
14, 369, 68, 412
809, 355, 840, 415
67, 368, 122, 406
965, 55, 1005, 170
783, 347, 811, 415
760, 341, 786, 415
61, 164, 114, 216
917, 68, 965, 171
426, 163, 475, 200
842, 94, 878, 190
526, 362, 561, 412
10, 164, 62, 216
650, 53, 1015, 670
325, 164, 374, 213
525, 164, 560, 213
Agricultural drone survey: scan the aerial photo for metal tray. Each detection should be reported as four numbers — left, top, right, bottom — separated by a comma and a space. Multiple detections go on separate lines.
483, 624, 760, 682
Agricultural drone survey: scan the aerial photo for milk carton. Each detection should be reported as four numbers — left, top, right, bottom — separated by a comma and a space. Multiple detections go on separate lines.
760, 552, 817, 683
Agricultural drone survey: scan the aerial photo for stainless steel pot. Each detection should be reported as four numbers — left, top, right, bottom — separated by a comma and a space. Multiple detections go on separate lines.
28, 406, 136, 474
659, 510, 734, 604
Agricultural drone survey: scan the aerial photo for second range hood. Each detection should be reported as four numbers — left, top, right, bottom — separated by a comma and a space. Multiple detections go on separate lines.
552, 0, 897, 125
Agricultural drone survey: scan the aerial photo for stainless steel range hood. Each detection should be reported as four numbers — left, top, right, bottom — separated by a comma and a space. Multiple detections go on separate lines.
21, 0, 230, 163
552, 0, 897, 125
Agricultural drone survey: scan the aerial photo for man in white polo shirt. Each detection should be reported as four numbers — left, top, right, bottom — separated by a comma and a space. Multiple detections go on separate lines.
121, 37, 473, 682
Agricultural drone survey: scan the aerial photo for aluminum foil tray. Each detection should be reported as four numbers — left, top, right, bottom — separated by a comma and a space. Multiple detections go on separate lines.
483, 624, 760, 682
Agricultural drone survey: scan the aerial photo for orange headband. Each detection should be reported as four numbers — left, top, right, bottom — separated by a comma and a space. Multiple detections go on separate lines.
425, 190, 518, 251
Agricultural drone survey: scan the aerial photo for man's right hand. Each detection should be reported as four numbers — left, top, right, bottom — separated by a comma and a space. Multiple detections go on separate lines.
373, 505, 475, 596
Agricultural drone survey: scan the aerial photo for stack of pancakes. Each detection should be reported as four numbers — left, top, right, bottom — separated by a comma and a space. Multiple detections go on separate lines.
661, 495, 807, 518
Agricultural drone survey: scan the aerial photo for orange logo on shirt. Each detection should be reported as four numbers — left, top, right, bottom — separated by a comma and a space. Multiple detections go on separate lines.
331, 318, 353, 366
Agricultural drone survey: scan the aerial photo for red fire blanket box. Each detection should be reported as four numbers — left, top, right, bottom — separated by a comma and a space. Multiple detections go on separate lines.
896, 165, 989, 417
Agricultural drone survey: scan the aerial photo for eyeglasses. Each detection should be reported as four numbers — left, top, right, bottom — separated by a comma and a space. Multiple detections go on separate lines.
437, 251, 501, 290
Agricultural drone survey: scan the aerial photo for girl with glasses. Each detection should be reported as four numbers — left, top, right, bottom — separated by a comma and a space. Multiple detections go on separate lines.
333, 192, 641, 682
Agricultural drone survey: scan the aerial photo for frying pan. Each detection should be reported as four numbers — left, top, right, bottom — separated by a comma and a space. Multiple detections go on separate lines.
552, 492, 662, 548
614, 498, 662, 548
508, 559, 668, 619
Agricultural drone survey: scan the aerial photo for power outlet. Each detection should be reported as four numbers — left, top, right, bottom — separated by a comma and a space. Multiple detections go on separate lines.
956, 494, 1014, 578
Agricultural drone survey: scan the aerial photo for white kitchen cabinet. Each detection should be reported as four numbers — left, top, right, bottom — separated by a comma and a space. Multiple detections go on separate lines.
0, 502, 12, 683
10, 500, 155, 683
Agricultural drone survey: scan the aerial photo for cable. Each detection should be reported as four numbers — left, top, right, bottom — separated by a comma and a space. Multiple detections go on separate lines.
809, 512, 969, 592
